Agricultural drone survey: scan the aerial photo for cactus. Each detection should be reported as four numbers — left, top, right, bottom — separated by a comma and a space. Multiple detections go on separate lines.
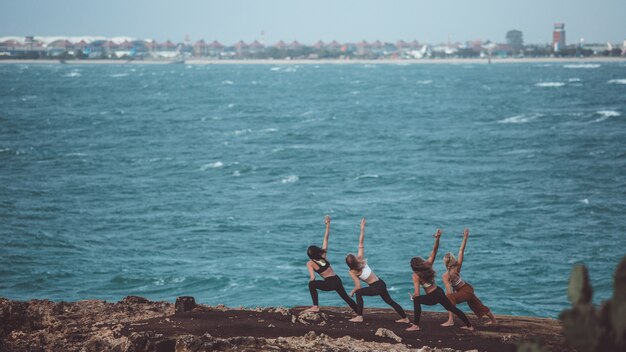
567, 264, 592, 304
559, 255, 626, 352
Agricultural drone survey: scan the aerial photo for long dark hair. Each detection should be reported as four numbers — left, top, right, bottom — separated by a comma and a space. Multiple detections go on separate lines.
307, 245, 326, 260
410, 256, 435, 284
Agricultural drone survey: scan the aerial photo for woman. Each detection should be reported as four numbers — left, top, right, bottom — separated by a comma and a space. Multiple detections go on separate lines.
305, 215, 358, 314
406, 229, 473, 331
441, 228, 497, 326
345, 218, 409, 323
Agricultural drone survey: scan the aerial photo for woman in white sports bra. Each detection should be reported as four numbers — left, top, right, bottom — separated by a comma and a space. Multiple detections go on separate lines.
345, 218, 409, 323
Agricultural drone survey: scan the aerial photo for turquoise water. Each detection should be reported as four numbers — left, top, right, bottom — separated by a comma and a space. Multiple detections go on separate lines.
1, 62, 625, 318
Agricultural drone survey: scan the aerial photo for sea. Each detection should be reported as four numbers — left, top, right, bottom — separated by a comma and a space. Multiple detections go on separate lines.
1, 61, 625, 318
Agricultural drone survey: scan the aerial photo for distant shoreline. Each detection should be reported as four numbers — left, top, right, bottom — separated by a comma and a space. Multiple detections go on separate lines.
1, 57, 625, 65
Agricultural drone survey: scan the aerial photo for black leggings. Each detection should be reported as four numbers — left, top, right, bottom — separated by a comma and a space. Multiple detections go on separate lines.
355, 279, 406, 318
309, 275, 358, 313
413, 286, 471, 327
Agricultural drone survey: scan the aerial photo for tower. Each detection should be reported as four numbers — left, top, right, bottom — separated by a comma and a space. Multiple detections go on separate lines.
553, 23, 566, 51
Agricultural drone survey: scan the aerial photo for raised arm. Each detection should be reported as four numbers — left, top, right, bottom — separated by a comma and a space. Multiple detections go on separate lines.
321, 215, 331, 256
426, 229, 442, 265
357, 217, 366, 259
456, 228, 469, 271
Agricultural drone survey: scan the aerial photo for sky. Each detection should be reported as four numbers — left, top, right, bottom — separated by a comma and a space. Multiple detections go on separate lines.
1, 0, 625, 45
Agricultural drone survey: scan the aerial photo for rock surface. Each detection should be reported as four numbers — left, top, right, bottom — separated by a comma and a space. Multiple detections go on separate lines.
0, 297, 573, 351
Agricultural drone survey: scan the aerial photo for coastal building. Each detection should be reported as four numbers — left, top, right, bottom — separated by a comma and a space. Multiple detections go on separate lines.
553, 23, 566, 51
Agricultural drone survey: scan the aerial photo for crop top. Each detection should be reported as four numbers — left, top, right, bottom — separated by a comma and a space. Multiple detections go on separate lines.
448, 269, 466, 289
312, 259, 330, 274
358, 264, 372, 281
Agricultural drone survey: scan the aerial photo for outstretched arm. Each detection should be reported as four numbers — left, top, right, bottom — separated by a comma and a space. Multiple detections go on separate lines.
456, 228, 469, 272
426, 229, 442, 265
321, 215, 331, 256
348, 270, 362, 297
357, 217, 366, 259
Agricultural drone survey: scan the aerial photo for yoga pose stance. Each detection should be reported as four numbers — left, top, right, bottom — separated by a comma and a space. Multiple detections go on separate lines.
345, 218, 409, 323
441, 229, 497, 326
406, 229, 473, 331
305, 215, 358, 313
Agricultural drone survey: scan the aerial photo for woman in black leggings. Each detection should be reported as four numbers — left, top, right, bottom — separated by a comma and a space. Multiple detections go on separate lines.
406, 229, 473, 331
305, 215, 358, 314
345, 217, 408, 323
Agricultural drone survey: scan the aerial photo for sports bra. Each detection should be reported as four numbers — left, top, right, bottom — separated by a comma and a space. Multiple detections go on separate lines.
358, 264, 372, 281
448, 269, 466, 289
312, 259, 330, 274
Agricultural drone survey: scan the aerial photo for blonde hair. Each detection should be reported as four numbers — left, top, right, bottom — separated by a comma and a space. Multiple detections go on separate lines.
443, 252, 457, 269
345, 254, 366, 271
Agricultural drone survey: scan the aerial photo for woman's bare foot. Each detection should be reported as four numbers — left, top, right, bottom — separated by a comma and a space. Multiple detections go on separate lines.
440, 320, 455, 327
349, 315, 363, 322
405, 324, 420, 331
485, 313, 498, 325
303, 306, 319, 313
460, 326, 474, 331
395, 317, 409, 323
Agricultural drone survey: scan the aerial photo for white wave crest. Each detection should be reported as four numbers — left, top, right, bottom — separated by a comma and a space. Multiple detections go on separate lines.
270, 67, 281, 71
568, 78, 582, 82
536, 82, 565, 87
221, 80, 234, 85
110, 73, 128, 78
64, 71, 81, 77
201, 161, 224, 170
234, 129, 252, 136
594, 110, 621, 122
498, 113, 542, 124
608, 79, 626, 85
563, 64, 600, 69
580, 198, 590, 205
416, 80, 433, 85
281, 175, 299, 184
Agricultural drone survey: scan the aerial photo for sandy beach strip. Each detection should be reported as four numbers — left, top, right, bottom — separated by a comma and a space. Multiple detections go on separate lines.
1, 57, 625, 65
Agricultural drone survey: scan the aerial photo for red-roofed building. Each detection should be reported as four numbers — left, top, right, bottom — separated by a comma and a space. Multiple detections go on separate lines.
193, 40, 207, 56
313, 40, 325, 49
274, 40, 287, 49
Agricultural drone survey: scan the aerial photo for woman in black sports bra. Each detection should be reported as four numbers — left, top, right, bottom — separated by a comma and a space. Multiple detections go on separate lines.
304, 215, 358, 314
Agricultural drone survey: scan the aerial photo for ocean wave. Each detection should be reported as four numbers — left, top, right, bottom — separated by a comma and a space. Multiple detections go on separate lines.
109, 73, 128, 78
201, 161, 224, 170
608, 79, 626, 85
234, 129, 252, 136
416, 80, 433, 85
568, 78, 582, 82
354, 174, 379, 180
221, 80, 234, 85
498, 113, 542, 124
594, 110, 621, 122
281, 175, 299, 184
64, 71, 81, 78
580, 198, 590, 205
563, 64, 600, 69
270, 67, 281, 71
535, 82, 565, 87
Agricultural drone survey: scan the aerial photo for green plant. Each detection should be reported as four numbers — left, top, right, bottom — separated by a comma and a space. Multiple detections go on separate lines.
559, 256, 626, 352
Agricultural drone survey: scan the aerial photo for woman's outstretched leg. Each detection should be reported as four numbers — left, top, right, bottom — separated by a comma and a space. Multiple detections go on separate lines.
379, 285, 408, 322
440, 293, 473, 329
333, 279, 359, 313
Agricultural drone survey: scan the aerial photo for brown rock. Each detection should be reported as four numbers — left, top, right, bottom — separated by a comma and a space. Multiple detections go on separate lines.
174, 297, 196, 314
